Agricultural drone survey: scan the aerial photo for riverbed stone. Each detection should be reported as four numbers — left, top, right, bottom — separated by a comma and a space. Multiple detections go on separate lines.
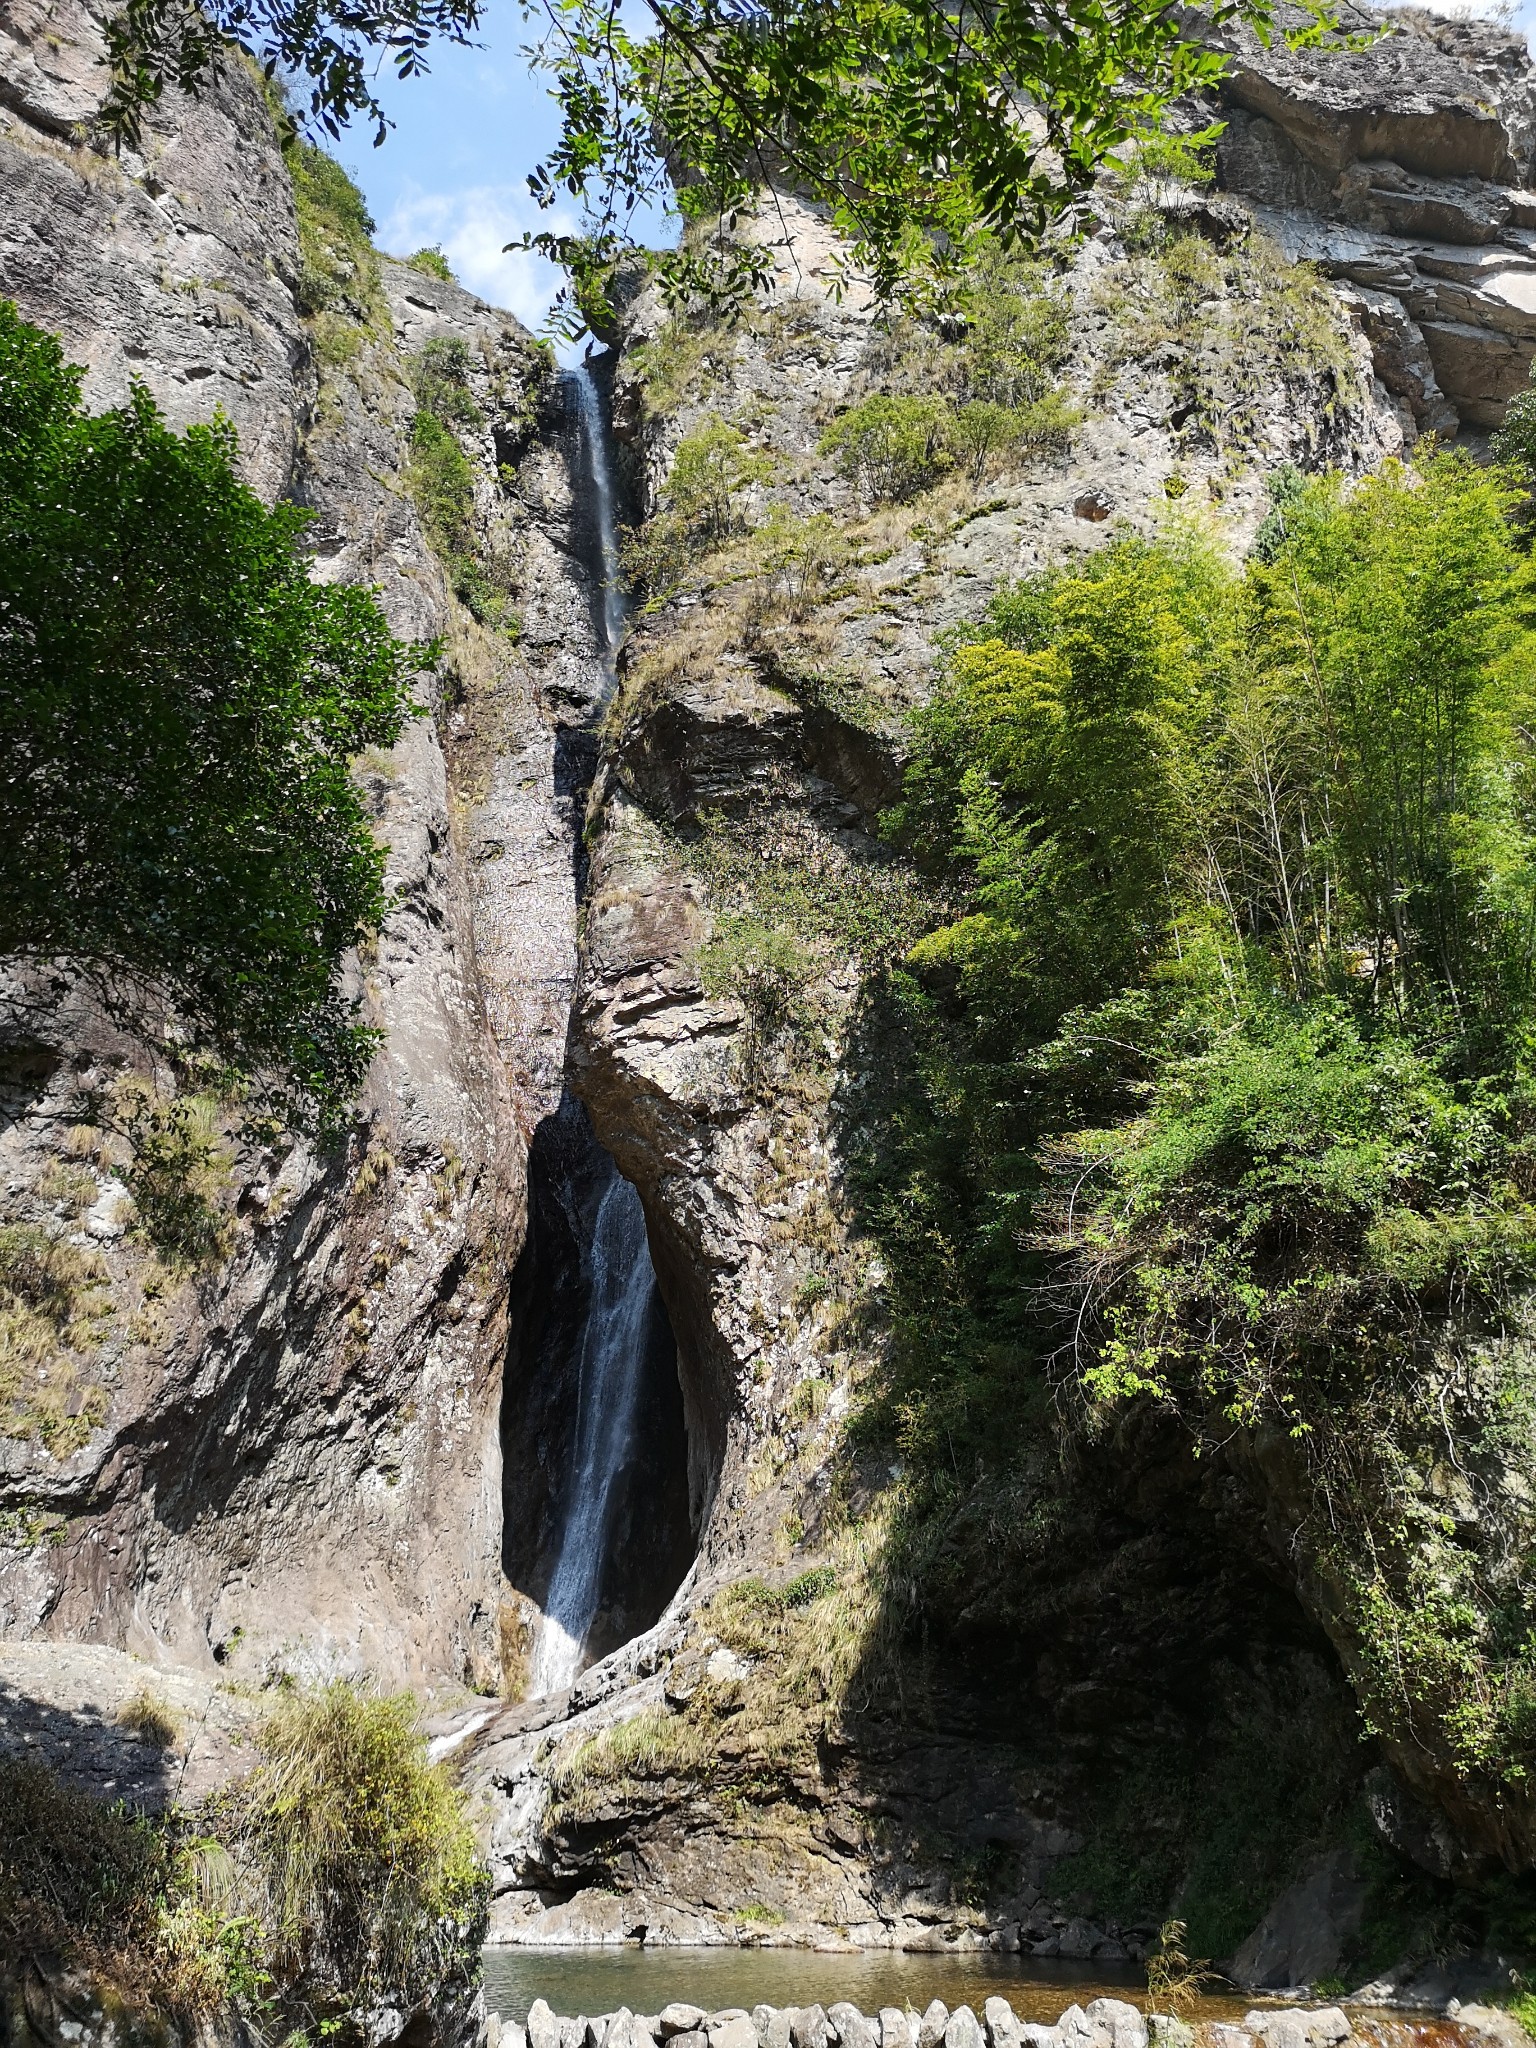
944, 2009, 985, 2048
880, 2012, 913, 2048
1056, 2011, 1111, 2048
1085, 2004, 1147, 2048
830, 2006, 878, 2048
661, 2014, 709, 2041
711, 2015, 760, 2048
527, 2002, 561, 2048
1209, 2029, 1254, 2048
984, 2000, 1020, 2048
1242, 2014, 1350, 2048
1147, 2023, 1193, 2048
610, 2011, 651, 2048
757, 2013, 794, 2048
792, 2012, 832, 2048
917, 2006, 949, 2048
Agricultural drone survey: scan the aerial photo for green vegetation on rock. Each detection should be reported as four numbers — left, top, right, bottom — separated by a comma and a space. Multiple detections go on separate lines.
849, 451, 1536, 1910
0, 302, 426, 1134
406, 336, 520, 630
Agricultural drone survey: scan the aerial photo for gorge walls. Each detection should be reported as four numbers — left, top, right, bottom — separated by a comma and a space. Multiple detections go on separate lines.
8, 0, 1536, 1999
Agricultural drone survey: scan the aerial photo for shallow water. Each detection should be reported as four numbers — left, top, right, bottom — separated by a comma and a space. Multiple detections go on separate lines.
480, 1950, 1264, 2026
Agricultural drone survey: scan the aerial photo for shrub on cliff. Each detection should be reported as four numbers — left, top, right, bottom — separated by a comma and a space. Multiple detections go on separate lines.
0, 302, 428, 1135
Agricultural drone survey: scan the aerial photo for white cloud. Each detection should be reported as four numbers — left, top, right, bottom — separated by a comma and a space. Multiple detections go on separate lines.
379, 182, 578, 333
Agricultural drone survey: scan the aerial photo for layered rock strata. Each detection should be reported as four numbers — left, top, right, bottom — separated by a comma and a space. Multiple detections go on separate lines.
1216, 3, 1536, 426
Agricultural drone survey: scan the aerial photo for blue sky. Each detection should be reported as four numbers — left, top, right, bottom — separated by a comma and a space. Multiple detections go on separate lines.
337, 1, 1536, 339
337, 35, 584, 332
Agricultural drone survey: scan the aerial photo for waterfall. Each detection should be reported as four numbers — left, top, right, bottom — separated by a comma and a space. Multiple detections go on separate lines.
570, 360, 626, 675
530, 1159, 659, 1696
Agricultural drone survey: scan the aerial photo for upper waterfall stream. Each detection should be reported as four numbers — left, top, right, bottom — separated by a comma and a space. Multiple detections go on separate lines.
570, 360, 626, 677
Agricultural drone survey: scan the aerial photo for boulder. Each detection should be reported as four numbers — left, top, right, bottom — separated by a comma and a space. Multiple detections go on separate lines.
792, 2011, 832, 2048
712, 2017, 761, 2048
758, 2016, 795, 2048
1228, 1850, 1368, 1992
1146, 2024, 1193, 2048
1019, 2031, 1062, 2048
830, 2008, 878, 2048
1242, 2013, 1351, 2048
661, 2016, 709, 2042
1084, 2004, 1148, 2048
984, 2000, 1020, 2048
944, 2012, 985, 2048
528, 2004, 562, 2048
880, 2014, 914, 2048
917, 2008, 949, 2048
1056, 2012, 1111, 2048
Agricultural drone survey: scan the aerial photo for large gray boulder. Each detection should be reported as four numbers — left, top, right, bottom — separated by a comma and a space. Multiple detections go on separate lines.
829, 2008, 878, 2048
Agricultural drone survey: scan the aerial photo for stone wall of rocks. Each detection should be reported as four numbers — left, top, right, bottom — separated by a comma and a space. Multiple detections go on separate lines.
491, 1998, 1361, 2048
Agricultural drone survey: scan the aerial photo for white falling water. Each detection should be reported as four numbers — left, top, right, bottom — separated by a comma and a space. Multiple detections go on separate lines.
530, 1164, 658, 1696
571, 360, 626, 673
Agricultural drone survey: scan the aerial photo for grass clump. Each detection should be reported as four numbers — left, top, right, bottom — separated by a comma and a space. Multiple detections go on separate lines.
118, 1689, 182, 1751
820, 385, 1076, 504
1098, 227, 1358, 457
822, 247, 1075, 502
698, 915, 815, 1089
624, 421, 774, 603
1, 1680, 487, 2038
0, 1222, 111, 1451
405, 245, 454, 282
226, 1681, 488, 2023
1143, 1918, 1209, 2013
114, 1085, 236, 1272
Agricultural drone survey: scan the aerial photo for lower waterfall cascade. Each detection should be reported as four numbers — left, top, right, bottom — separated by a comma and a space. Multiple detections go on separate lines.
529, 1158, 660, 1696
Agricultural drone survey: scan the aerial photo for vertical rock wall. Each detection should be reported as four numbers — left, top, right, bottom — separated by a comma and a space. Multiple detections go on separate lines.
0, 0, 596, 1698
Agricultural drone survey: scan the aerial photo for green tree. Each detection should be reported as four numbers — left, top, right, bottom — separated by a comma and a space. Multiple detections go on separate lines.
99, 0, 1322, 333
0, 302, 426, 1132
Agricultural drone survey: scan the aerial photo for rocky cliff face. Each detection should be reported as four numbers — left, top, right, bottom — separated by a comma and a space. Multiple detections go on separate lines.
0, 0, 598, 1704
7, 0, 1536, 2007
464, 2, 1536, 1974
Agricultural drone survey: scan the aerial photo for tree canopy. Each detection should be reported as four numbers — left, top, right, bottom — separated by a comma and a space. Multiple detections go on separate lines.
0, 301, 425, 1132
100, 0, 1318, 331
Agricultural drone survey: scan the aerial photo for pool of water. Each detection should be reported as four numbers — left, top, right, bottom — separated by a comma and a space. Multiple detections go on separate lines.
480, 1950, 1262, 2026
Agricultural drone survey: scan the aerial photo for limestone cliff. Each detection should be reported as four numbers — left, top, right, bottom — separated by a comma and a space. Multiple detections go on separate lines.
464, 2, 1536, 1978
